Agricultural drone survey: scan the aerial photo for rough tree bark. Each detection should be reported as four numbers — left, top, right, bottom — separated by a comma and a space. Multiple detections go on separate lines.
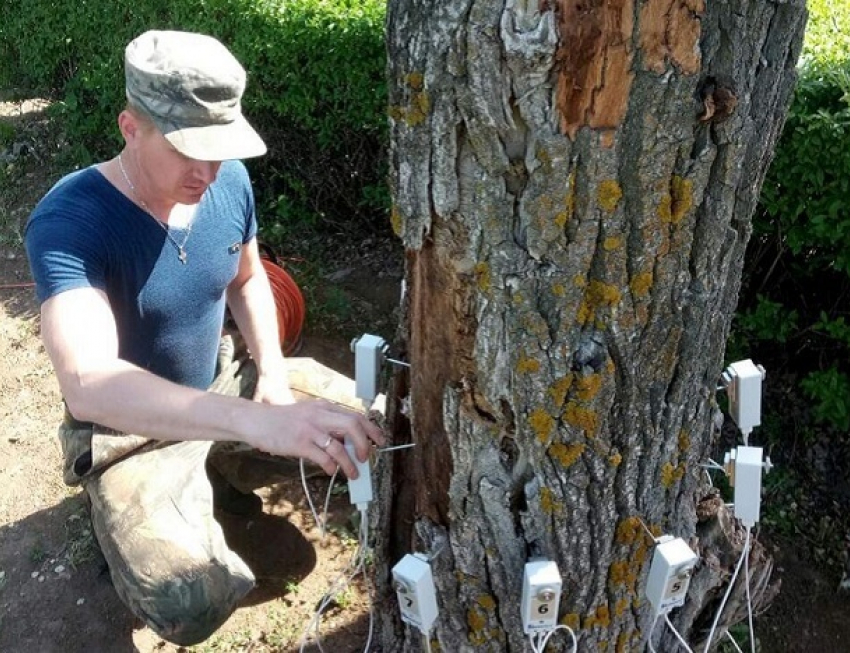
374, 1, 807, 651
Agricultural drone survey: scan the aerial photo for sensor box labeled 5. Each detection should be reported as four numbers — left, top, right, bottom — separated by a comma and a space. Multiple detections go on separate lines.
645, 537, 698, 615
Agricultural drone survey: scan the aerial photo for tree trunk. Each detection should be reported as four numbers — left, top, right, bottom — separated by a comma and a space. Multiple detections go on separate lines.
375, 1, 806, 651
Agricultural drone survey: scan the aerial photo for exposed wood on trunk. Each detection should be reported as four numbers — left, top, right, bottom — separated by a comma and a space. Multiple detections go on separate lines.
554, 0, 635, 139
638, 0, 705, 75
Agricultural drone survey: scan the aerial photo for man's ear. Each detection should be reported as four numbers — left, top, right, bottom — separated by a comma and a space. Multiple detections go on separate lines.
117, 110, 139, 144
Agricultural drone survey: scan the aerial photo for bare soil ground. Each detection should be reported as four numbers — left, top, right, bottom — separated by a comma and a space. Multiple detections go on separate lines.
3, 95, 850, 653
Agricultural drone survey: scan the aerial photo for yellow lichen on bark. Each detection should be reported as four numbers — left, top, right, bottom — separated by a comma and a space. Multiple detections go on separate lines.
405, 72, 424, 90
661, 462, 676, 487
615, 516, 642, 545
598, 180, 623, 212
575, 373, 603, 401
670, 175, 694, 223
516, 355, 541, 374
548, 375, 575, 408
540, 486, 564, 514
578, 300, 592, 326
477, 594, 496, 610
614, 597, 630, 618
389, 72, 431, 127
616, 630, 632, 653
661, 461, 686, 488
629, 271, 653, 298
564, 402, 599, 434
474, 262, 491, 292
657, 192, 673, 224
390, 205, 403, 237
549, 442, 586, 468
588, 280, 622, 307
609, 560, 629, 586
603, 235, 623, 251
562, 613, 581, 631
529, 407, 556, 442
466, 606, 487, 645
555, 170, 576, 229
584, 604, 611, 629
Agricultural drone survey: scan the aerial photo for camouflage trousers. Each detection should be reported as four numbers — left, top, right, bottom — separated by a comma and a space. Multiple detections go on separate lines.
57, 339, 297, 646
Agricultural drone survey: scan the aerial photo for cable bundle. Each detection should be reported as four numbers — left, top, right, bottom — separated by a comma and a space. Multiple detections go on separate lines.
259, 242, 306, 356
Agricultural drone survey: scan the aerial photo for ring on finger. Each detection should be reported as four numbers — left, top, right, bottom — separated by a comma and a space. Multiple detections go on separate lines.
319, 435, 334, 450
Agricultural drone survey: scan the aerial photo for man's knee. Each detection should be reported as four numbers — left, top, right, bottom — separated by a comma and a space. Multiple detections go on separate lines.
132, 560, 255, 646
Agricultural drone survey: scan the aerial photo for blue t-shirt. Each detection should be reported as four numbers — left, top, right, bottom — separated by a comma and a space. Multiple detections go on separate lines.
25, 160, 258, 390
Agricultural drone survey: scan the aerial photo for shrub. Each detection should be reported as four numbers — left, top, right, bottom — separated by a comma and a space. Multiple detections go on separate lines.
739, 0, 850, 433
0, 0, 388, 240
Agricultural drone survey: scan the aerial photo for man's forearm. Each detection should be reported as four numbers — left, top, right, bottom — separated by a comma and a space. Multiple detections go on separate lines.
226, 270, 287, 375
64, 359, 259, 444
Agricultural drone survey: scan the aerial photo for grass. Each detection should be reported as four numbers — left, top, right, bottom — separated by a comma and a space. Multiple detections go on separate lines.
195, 598, 301, 652
717, 623, 760, 652
63, 509, 97, 568
28, 540, 48, 565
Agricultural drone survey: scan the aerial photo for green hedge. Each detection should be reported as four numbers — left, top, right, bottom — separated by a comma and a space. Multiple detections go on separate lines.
735, 0, 850, 433
0, 0, 388, 238
4, 0, 850, 432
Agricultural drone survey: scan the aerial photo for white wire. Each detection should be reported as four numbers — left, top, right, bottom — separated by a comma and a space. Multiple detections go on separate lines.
744, 526, 755, 653
527, 625, 577, 653
423, 631, 433, 653
359, 509, 375, 652
299, 507, 372, 652
647, 614, 660, 653
664, 614, 695, 653
300, 458, 339, 538
702, 527, 752, 653
542, 625, 578, 652
724, 630, 745, 653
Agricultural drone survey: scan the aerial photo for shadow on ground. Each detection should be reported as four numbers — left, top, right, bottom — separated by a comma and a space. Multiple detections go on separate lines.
0, 492, 335, 652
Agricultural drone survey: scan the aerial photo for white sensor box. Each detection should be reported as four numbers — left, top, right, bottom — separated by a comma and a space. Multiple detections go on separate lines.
645, 537, 698, 615
344, 440, 373, 506
353, 334, 386, 407
392, 554, 439, 633
733, 446, 764, 527
521, 560, 562, 633
722, 359, 765, 435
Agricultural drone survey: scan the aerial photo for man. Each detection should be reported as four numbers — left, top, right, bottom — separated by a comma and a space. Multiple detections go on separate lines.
25, 30, 384, 645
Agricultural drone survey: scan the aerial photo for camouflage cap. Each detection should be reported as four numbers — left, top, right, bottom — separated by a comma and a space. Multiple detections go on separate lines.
125, 30, 266, 161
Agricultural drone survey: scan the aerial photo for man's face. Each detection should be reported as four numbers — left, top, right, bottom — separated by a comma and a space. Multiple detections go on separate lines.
130, 115, 222, 207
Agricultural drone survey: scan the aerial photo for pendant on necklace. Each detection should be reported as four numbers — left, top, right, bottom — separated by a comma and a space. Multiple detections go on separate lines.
178, 248, 188, 265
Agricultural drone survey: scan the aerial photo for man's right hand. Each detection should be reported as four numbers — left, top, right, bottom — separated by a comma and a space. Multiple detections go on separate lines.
243, 399, 385, 479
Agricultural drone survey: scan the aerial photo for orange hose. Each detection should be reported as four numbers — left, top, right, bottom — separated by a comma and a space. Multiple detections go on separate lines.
260, 251, 306, 356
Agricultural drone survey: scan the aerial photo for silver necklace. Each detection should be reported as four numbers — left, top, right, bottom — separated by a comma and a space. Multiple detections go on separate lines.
117, 153, 193, 264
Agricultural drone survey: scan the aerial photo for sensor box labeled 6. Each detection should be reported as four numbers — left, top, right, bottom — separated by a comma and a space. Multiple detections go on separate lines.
521, 560, 562, 633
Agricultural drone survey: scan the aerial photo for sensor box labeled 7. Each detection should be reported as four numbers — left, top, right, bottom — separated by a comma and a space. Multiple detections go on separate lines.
392, 554, 438, 633
521, 560, 562, 633
645, 537, 698, 615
